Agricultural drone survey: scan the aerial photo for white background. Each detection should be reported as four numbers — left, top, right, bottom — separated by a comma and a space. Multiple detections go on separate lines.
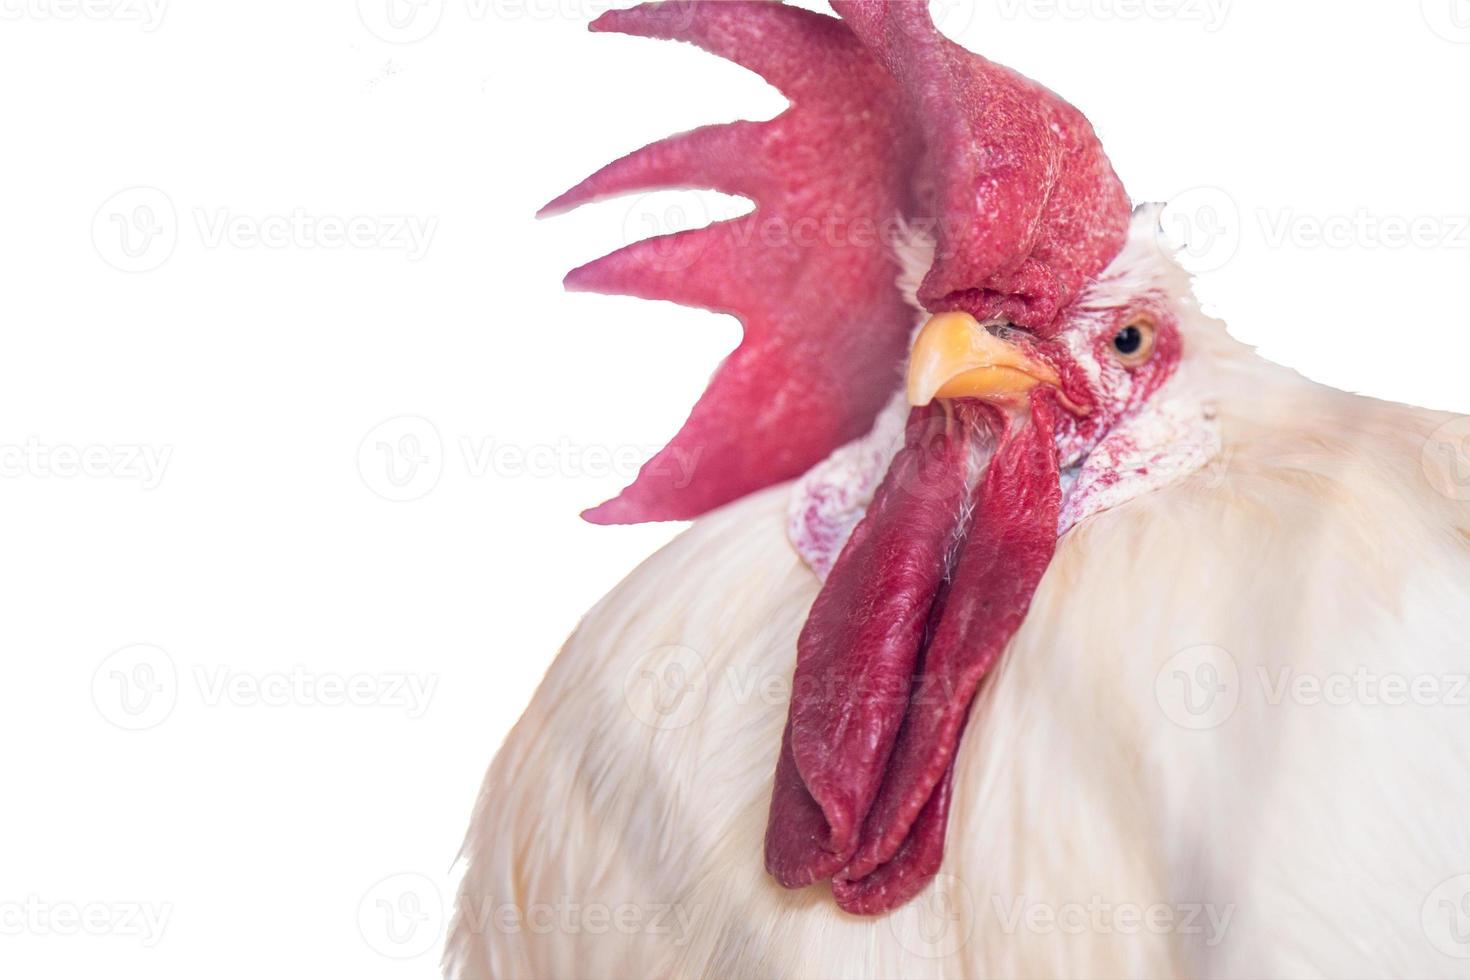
0, 1, 1467, 977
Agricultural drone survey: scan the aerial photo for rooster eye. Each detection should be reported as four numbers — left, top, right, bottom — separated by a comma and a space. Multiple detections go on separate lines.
1111, 318, 1156, 366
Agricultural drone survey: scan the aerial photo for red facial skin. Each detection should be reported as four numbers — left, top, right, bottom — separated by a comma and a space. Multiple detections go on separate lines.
993, 302, 1187, 461
1057, 302, 1186, 453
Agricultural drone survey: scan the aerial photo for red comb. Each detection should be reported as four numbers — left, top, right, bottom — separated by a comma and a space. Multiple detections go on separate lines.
547, 1, 919, 525
547, 0, 1131, 524
831, 0, 1131, 336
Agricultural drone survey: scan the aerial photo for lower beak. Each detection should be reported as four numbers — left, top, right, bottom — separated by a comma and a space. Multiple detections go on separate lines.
906, 312, 1061, 408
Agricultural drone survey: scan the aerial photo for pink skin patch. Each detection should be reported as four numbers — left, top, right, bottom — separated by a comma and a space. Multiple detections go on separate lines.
791, 374, 1221, 580
1057, 381, 1221, 531
785, 393, 910, 582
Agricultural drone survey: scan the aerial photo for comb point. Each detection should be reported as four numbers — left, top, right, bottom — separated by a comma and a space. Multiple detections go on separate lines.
586, 7, 619, 33
580, 499, 635, 526
547, 0, 923, 524
537, 192, 575, 220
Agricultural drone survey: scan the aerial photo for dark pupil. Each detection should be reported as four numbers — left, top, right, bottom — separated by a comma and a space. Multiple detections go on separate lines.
1113, 325, 1143, 355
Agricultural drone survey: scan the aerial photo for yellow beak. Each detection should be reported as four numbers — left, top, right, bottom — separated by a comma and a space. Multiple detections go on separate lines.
906, 312, 1061, 408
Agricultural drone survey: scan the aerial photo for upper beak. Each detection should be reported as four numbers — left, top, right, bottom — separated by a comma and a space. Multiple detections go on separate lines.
906, 312, 1061, 408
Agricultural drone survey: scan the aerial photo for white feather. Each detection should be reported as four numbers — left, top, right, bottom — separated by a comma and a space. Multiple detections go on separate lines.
448, 230, 1470, 980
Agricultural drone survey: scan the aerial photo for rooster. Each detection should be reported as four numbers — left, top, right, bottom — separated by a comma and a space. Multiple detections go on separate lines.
448, 2, 1470, 977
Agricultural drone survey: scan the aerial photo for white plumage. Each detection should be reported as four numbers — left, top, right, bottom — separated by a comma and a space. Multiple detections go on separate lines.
448, 228, 1470, 976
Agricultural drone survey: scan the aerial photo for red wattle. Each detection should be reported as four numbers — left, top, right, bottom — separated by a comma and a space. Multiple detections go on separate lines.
766, 398, 1063, 914
835, 400, 1062, 912
764, 404, 976, 887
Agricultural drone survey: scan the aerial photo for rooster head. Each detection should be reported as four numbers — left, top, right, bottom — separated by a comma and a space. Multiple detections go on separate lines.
543, 0, 1210, 915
